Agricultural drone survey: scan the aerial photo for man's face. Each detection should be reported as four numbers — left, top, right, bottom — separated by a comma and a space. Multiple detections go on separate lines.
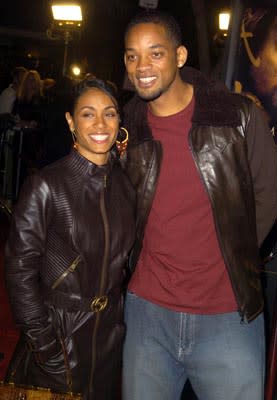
124, 22, 186, 102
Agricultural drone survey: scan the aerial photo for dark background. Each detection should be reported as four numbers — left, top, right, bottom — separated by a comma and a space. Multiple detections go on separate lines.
0, 0, 230, 89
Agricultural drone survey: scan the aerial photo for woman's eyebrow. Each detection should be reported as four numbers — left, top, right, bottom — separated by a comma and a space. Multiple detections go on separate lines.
79, 105, 117, 111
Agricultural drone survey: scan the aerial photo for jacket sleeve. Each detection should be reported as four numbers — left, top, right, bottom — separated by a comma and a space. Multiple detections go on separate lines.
5, 173, 60, 363
246, 101, 277, 246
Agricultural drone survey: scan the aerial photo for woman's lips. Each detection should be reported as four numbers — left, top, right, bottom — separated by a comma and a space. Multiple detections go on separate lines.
89, 134, 110, 143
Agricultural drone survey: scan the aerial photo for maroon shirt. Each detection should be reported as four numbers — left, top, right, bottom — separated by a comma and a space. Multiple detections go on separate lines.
128, 97, 237, 313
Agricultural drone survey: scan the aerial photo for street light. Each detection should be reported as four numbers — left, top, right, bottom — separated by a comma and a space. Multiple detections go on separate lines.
219, 11, 230, 35
71, 64, 81, 77
50, 2, 83, 76
213, 9, 231, 47
51, 4, 82, 23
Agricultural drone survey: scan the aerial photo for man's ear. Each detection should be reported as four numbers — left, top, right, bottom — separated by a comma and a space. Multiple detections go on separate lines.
176, 45, 188, 68
65, 112, 74, 132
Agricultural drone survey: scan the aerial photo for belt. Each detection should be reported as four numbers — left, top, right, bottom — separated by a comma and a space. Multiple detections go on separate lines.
42, 287, 121, 313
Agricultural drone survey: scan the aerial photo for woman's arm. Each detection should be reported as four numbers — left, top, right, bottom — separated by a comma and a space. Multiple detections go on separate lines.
5, 174, 60, 363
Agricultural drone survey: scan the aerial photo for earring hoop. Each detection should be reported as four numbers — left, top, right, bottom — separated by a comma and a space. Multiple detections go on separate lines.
116, 127, 129, 158
71, 129, 78, 149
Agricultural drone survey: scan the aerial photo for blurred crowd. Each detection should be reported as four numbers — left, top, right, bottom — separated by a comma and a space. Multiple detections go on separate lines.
0, 66, 74, 183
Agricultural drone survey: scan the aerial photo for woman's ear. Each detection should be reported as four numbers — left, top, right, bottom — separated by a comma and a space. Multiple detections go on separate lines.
65, 112, 74, 132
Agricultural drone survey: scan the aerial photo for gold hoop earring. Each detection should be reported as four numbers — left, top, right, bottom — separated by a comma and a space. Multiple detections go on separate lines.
71, 129, 78, 149
116, 127, 129, 158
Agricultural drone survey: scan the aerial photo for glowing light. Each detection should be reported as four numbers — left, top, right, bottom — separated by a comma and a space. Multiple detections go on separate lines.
219, 12, 230, 31
72, 65, 81, 76
52, 4, 82, 21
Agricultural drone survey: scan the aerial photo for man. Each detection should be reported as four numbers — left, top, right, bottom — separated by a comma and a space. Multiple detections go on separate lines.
0, 66, 27, 114
122, 10, 277, 400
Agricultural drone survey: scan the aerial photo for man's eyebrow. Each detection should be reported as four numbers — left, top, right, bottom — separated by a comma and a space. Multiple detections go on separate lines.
149, 44, 166, 50
125, 44, 166, 52
79, 106, 95, 111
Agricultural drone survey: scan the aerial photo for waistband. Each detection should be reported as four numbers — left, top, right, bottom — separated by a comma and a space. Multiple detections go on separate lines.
42, 286, 121, 313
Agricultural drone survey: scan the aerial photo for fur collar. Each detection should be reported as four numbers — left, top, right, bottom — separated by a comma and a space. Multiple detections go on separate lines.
124, 66, 243, 143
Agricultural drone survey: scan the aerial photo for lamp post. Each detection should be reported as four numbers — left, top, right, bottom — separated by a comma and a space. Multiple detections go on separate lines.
62, 30, 71, 76
51, 2, 83, 76
213, 9, 231, 47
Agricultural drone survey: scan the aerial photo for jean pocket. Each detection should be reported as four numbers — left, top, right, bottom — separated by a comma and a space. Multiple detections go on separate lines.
127, 290, 138, 299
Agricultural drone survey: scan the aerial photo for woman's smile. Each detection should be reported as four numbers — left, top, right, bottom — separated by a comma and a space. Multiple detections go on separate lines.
89, 133, 110, 144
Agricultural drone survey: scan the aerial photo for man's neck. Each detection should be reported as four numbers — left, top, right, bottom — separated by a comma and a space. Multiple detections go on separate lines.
148, 82, 193, 117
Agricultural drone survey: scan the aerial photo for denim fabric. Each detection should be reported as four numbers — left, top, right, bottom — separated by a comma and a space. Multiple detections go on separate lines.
122, 292, 265, 400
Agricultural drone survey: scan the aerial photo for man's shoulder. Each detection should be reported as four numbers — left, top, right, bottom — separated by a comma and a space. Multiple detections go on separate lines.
123, 93, 145, 115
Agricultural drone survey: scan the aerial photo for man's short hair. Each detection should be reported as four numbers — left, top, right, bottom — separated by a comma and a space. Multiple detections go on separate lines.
125, 10, 182, 48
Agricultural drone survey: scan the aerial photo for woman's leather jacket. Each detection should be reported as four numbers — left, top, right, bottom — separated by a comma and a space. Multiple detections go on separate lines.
123, 67, 277, 322
5, 149, 136, 399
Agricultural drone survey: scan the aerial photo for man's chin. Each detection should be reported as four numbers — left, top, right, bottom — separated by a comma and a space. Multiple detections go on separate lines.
136, 88, 162, 102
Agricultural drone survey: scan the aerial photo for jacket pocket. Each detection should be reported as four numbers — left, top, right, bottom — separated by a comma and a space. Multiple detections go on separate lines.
51, 255, 82, 289
38, 332, 78, 382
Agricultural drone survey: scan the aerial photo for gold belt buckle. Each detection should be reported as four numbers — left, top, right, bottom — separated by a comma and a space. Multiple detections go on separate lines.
91, 296, 108, 312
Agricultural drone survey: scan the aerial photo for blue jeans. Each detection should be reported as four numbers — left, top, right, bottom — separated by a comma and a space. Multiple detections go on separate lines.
122, 292, 265, 400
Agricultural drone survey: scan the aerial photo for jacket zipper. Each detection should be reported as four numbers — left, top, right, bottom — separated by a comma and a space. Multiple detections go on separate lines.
187, 127, 244, 320
89, 173, 110, 394
51, 255, 82, 289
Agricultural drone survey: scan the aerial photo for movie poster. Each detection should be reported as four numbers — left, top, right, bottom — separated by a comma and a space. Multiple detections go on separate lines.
233, 7, 276, 137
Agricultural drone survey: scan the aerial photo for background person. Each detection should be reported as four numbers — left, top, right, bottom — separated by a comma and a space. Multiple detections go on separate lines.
122, 10, 277, 400
4, 77, 135, 400
0, 66, 27, 115
39, 76, 74, 167
13, 69, 44, 130
12, 70, 46, 180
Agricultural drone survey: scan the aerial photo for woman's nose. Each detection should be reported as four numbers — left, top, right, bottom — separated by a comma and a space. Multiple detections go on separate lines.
94, 114, 105, 127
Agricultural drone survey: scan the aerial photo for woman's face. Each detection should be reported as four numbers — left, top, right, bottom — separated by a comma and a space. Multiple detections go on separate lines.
65, 88, 119, 165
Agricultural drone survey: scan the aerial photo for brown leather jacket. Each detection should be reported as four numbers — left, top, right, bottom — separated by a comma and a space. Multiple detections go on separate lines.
123, 67, 277, 322
5, 149, 135, 399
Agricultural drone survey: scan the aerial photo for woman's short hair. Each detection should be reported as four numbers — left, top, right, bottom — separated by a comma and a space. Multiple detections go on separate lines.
68, 77, 119, 115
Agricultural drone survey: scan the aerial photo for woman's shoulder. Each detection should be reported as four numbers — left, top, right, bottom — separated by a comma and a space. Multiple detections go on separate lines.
28, 153, 72, 186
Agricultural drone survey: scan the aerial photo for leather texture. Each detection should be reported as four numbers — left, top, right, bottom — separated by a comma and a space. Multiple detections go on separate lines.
123, 66, 277, 322
4, 149, 136, 399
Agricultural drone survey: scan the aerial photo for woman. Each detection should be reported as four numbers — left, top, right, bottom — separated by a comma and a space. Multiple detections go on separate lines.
13, 69, 45, 178
4, 78, 135, 399
14, 69, 43, 128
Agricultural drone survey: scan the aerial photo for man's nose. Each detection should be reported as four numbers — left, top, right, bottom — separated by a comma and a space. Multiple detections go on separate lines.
136, 55, 151, 71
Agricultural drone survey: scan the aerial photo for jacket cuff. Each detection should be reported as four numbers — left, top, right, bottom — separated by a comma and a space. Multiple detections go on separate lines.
31, 338, 61, 364
26, 324, 60, 364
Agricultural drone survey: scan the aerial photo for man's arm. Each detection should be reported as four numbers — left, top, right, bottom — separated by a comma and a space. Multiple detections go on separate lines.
246, 101, 277, 246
